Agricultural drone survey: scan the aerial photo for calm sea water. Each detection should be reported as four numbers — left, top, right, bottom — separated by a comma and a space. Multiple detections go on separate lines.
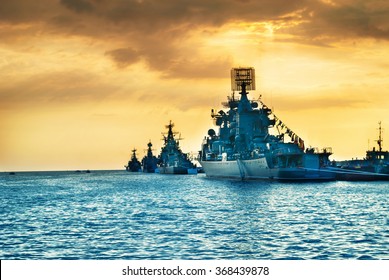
0, 170, 388, 260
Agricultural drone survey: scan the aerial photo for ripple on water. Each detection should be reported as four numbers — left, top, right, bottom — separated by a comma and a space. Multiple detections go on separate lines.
1, 171, 388, 259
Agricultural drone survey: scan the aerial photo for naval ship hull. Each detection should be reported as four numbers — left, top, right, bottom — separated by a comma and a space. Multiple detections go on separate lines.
158, 166, 198, 175
158, 166, 187, 174
327, 167, 389, 181
200, 159, 335, 181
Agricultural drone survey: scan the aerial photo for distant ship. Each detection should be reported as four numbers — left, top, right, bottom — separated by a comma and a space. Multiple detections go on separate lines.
332, 122, 389, 180
199, 67, 335, 181
125, 148, 142, 172
142, 141, 158, 173
157, 121, 197, 174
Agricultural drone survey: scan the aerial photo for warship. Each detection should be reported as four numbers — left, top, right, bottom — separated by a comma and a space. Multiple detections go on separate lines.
331, 122, 389, 180
141, 141, 158, 173
158, 121, 197, 174
125, 148, 142, 172
199, 67, 335, 181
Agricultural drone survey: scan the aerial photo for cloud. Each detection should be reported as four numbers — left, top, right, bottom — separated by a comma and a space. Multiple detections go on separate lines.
2, 1, 389, 40
0, 70, 119, 110
60, 0, 95, 14
283, 0, 389, 45
105, 48, 142, 68
0, 0, 310, 78
159, 58, 233, 79
1, 0, 389, 80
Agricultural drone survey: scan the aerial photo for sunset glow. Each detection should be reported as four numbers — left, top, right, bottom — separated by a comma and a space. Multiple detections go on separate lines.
1, 0, 388, 171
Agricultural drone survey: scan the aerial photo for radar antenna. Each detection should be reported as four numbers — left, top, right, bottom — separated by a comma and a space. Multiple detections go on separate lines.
231, 67, 256, 92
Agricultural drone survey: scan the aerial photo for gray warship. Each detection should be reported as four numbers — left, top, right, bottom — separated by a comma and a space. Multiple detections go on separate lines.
199, 67, 336, 181
141, 141, 158, 173
158, 121, 197, 174
125, 148, 142, 172
331, 122, 389, 180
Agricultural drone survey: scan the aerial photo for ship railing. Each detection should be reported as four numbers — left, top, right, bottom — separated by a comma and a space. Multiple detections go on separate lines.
320, 147, 332, 154
205, 153, 221, 161
274, 147, 302, 156
305, 147, 333, 155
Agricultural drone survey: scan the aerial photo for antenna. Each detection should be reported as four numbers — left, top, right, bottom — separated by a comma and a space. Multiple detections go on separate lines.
376, 121, 383, 152
231, 67, 256, 92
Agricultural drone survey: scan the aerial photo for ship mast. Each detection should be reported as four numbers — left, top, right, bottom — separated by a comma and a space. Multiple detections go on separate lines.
231, 67, 256, 113
131, 148, 138, 160
377, 121, 383, 152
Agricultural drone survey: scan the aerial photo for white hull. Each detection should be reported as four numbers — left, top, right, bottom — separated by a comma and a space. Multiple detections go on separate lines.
200, 158, 335, 181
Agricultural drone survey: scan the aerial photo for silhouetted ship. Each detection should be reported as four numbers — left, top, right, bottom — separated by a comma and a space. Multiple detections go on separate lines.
125, 148, 142, 172
157, 121, 197, 174
142, 141, 158, 173
199, 67, 335, 181
331, 122, 389, 180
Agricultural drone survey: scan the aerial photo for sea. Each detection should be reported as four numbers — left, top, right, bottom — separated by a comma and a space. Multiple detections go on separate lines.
0, 170, 388, 260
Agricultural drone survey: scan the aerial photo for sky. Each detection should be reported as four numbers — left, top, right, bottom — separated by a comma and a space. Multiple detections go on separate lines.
1, 0, 389, 171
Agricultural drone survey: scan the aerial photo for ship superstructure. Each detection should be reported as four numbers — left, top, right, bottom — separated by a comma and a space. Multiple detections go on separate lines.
333, 122, 389, 180
142, 141, 158, 173
125, 148, 142, 172
158, 121, 197, 174
199, 67, 335, 181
